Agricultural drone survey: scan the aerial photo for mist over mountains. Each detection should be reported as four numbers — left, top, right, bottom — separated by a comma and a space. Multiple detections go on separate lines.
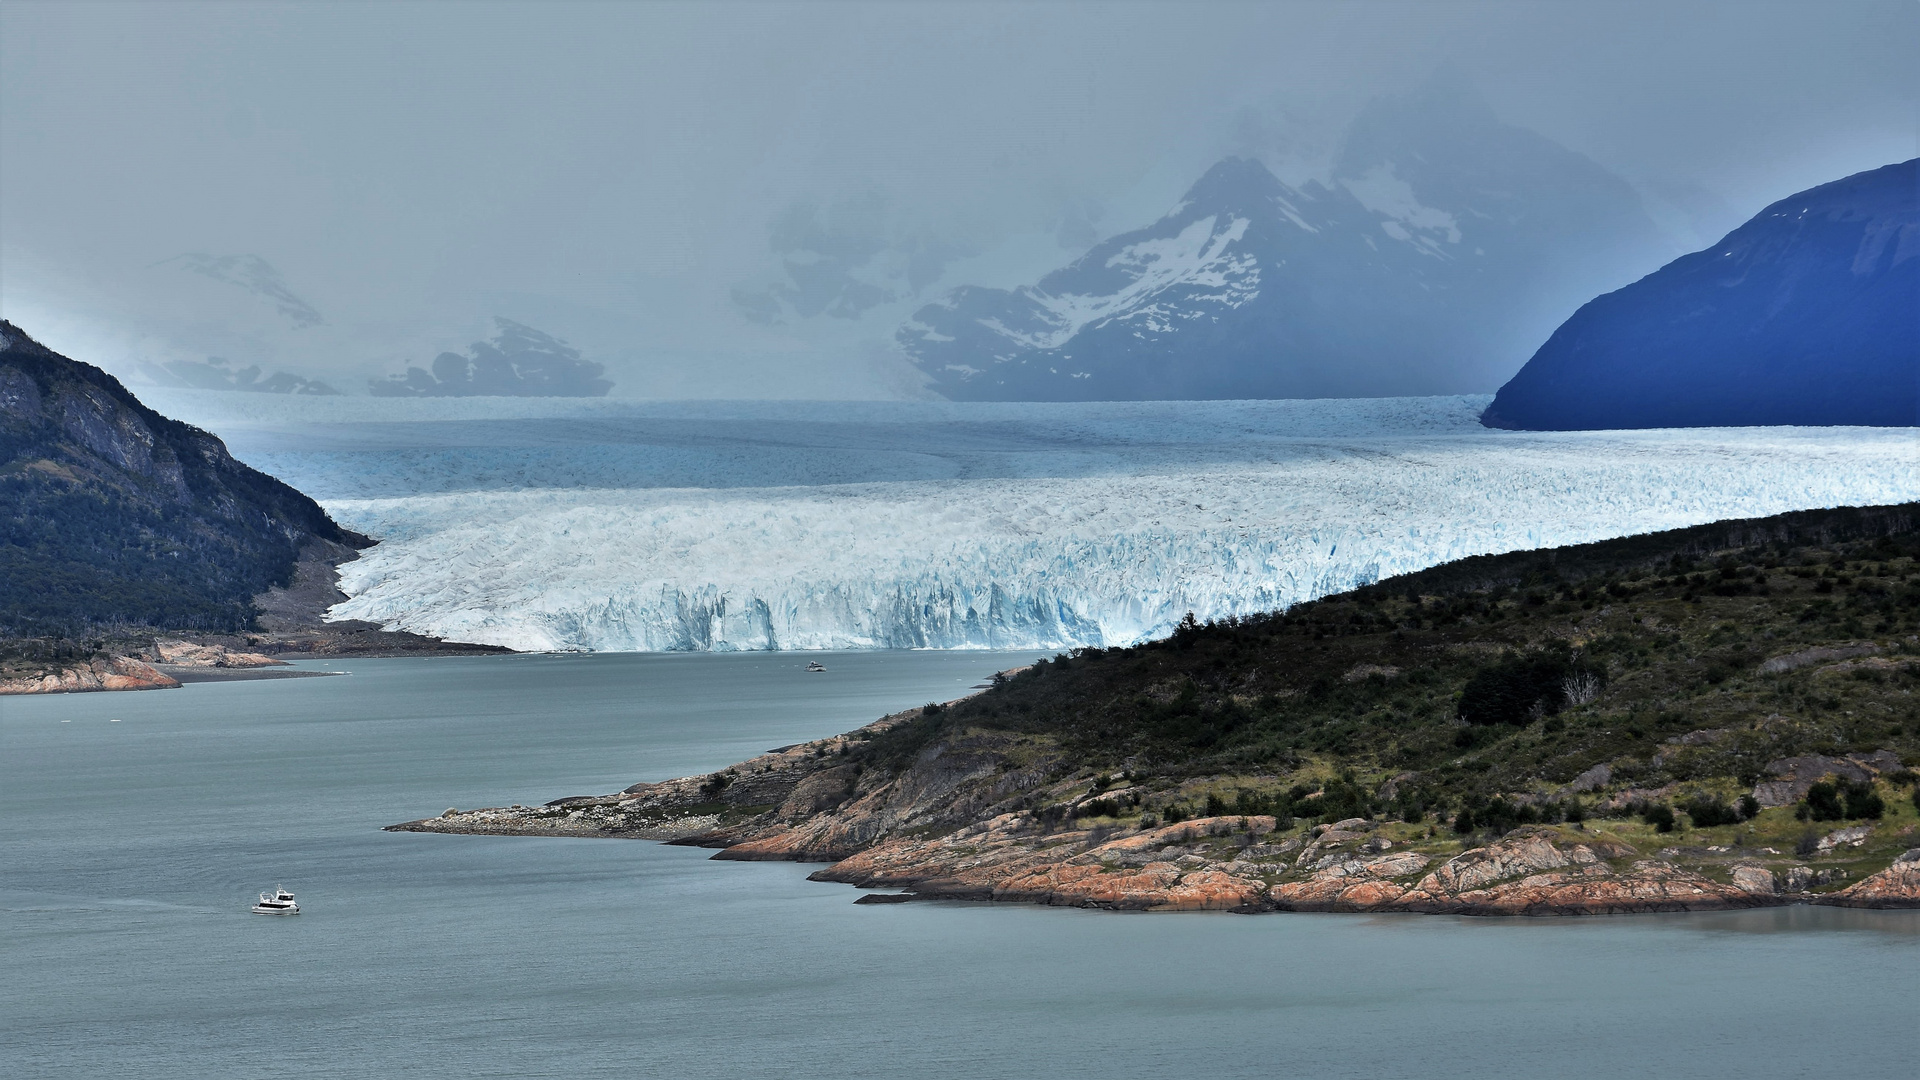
901, 76, 1677, 401
370, 319, 612, 398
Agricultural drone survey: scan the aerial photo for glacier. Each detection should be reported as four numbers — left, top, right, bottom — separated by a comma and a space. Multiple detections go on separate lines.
147, 391, 1920, 653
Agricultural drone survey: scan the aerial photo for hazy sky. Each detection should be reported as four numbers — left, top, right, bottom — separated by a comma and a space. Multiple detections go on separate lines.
3, 0, 1915, 397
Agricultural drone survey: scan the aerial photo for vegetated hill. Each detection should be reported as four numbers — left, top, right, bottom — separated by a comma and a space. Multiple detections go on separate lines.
834, 504, 1920, 813
0, 320, 371, 637
901, 72, 1668, 401
402, 502, 1920, 913
1483, 158, 1919, 430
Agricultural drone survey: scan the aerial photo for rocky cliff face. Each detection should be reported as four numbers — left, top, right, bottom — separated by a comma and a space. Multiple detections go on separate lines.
1483, 158, 1918, 430
0, 320, 369, 635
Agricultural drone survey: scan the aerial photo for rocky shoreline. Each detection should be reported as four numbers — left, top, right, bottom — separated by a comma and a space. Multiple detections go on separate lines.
388, 703, 1920, 916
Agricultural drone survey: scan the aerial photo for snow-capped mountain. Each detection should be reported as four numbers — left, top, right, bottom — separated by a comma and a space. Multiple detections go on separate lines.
1484, 158, 1919, 430
902, 77, 1670, 400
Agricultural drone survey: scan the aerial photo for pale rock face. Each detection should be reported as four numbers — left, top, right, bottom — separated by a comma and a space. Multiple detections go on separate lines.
152, 640, 286, 668
1730, 865, 1777, 895
1816, 825, 1874, 852
1415, 835, 1574, 894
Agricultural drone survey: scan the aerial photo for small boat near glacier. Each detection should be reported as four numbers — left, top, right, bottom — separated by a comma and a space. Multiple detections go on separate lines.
251, 887, 299, 915
806, 661, 826, 672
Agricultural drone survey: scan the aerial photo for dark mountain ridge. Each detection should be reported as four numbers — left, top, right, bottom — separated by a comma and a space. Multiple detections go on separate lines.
0, 320, 370, 635
1484, 159, 1919, 430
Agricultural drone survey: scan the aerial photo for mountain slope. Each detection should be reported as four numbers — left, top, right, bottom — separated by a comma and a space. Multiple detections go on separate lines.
1483, 159, 1919, 431
0, 321, 370, 634
901, 77, 1668, 401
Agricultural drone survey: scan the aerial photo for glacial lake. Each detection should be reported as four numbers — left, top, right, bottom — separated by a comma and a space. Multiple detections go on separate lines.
4, 651, 1915, 1078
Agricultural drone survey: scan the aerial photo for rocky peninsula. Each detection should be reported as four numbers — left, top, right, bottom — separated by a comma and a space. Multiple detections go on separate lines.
390, 695, 1920, 914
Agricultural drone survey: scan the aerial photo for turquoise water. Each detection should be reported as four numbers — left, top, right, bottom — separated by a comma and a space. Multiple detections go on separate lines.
3, 652, 1915, 1078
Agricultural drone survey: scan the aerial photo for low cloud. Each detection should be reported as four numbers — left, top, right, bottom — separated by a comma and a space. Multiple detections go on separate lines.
163, 254, 325, 329
733, 193, 976, 325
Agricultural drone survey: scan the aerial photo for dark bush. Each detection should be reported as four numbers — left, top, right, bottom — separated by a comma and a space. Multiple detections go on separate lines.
1738, 794, 1761, 820
1840, 779, 1884, 820
1804, 781, 1846, 821
1684, 796, 1742, 828
1458, 646, 1606, 725
1641, 803, 1677, 833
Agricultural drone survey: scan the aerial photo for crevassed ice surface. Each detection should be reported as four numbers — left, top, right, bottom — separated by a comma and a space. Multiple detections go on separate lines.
155, 391, 1920, 653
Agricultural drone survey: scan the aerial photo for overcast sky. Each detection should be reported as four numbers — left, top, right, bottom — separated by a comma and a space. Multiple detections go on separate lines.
3, 0, 1914, 397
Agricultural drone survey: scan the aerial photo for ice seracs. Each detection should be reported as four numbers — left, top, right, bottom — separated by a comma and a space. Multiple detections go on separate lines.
301, 399, 1919, 654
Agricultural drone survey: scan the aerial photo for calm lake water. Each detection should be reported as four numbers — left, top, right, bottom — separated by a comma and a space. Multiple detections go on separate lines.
4, 652, 1915, 1079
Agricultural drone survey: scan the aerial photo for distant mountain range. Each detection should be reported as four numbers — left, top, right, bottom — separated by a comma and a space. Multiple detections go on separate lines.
1484, 159, 1919, 430
371, 318, 612, 397
138, 355, 340, 395
901, 75, 1673, 400
0, 321, 367, 635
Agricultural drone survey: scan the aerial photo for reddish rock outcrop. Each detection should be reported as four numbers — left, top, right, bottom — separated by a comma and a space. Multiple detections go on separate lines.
0, 656, 180, 695
1816, 849, 1920, 909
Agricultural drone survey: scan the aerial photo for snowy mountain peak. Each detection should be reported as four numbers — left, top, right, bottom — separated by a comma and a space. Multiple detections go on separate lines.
901, 79, 1672, 401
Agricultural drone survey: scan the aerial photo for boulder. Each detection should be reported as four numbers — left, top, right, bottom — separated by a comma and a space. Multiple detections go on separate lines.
1751, 752, 1900, 808
1729, 865, 1776, 896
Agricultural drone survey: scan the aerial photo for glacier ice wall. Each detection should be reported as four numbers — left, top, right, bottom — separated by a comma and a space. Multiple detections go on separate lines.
209, 396, 1920, 653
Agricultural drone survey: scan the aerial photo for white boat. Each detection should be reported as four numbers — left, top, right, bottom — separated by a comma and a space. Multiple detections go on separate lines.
251, 886, 299, 915
806, 661, 826, 672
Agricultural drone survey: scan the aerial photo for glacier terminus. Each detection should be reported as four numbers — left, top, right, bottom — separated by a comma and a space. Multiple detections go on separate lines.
155, 392, 1920, 654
